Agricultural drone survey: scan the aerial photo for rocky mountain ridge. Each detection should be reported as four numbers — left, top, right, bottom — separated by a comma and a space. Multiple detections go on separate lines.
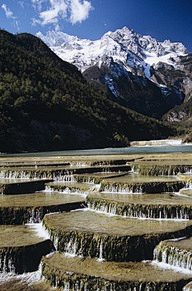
37, 27, 188, 75
37, 27, 191, 120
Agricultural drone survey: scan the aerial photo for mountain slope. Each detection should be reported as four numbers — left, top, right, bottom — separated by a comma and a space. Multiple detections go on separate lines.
162, 54, 192, 124
0, 30, 175, 153
37, 27, 189, 118
83, 58, 173, 119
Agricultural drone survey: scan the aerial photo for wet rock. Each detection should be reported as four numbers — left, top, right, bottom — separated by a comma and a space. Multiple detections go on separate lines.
42, 253, 192, 291
43, 210, 192, 261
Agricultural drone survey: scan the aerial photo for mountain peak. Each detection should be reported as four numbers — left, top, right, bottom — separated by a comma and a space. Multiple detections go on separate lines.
36, 30, 79, 47
37, 26, 188, 78
108, 26, 136, 37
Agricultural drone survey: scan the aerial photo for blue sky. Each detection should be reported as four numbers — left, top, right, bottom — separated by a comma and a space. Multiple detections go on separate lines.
1, 0, 192, 51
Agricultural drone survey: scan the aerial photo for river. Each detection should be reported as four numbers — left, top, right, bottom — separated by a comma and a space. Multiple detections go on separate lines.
2, 144, 192, 157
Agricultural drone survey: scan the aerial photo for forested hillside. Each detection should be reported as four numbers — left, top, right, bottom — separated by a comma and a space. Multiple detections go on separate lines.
0, 30, 176, 153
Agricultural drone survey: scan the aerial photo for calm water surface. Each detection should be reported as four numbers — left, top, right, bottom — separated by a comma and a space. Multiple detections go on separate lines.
2, 144, 192, 157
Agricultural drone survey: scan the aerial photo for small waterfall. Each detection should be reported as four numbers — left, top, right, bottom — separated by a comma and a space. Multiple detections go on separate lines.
29, 209, 42, 223
74, 175, 96, 184
0, 170, 79, 181
0, 170, 51, 180
28, 222, 50, 241
55, 174, 76, 182
0, 170, 31, 179
45, 184, 86, 195
58, 187, 81, 195
153, 241, 192, 273
61, 279, 90, 291
185, 180, 192, 189
102, 184, 143, 194
53, 171, 76, 182
83, 177, 95, 184
97, 238, 104, 262
60, 234, 107, 261
0, 268, 41, 287
44, 185, 54, 192
63, 280, 70, 291
65, 236, 78, 257
70, 162, 88, 167
88, 199, 190, 220
107, 204, 117, 216
106, 283, 116, 291
0, 253, 15, 273
88, 200, 117, 216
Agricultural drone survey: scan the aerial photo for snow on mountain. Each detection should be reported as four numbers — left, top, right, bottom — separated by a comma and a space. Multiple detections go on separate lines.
36, 27, 189, 119
37, 26, 188, 79
36, 31, 78, 46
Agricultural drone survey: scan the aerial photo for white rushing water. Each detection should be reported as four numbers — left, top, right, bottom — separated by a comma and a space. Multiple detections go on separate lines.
130, 139, 183, 147
152, 260, 192, 275
27, 222, 50, 240
0, 268, 42, 287
97, 238, 104, 262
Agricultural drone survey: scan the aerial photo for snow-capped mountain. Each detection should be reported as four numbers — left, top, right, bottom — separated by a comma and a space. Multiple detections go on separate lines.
37, 27, 188, 78
37, 27, 188, 77
37, 27, 191, 119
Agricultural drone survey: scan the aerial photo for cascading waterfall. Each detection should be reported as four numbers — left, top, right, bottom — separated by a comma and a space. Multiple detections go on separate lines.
65, 236, 78, 257
70, 162, 88, 167
27, 222, 51, 241
153, 241, 192, 272
57, 279, 90, 291
0, 170, 78, 181
63, 281, 70, 291
41, 272, 173, 291
97, 238, 104, 262
102, 184, 143, 194
44, 185, 54, 192
81, 177, 95, 184
45, 184, 86, 195
0, 253, 15, 273
0, 170, 31, 179
57, 187, 82, 195
0, 266, 42, 287
52, 171, 76, 182
88, 201, 117, 216
29, 209, 42, 223
88, 200, 190, 220
62, 234, 106, 261
59, 175, 76, 182
3, 155, 192, 291
185, 180, 192, 189
185, 169, 192, 175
